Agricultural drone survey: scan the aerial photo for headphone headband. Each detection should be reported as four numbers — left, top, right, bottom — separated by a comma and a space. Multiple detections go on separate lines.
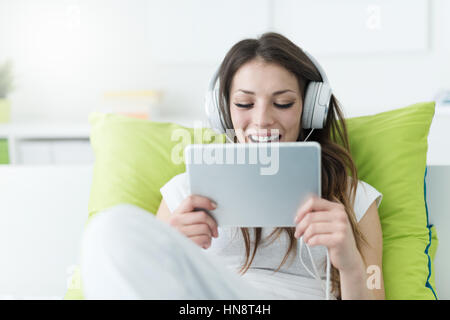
303, 51, 329, 85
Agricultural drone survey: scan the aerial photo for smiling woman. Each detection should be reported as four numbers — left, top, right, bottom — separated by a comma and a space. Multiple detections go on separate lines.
195, 32, 384, 299
80, 32, 385, 301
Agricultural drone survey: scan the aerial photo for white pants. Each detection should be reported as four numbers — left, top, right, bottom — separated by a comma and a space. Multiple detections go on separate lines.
80, 204, 269, 299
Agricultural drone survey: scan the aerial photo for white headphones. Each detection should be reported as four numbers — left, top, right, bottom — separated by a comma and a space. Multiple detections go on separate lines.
205, 51, 332, 134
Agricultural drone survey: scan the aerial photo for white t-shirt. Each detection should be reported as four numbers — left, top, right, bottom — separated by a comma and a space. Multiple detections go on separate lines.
160, 172, 382, 299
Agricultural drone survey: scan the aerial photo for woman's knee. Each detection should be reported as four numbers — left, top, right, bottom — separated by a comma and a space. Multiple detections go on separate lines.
82, 203, 179, 258
86, 203, 153, 234
81, 203, 186, 282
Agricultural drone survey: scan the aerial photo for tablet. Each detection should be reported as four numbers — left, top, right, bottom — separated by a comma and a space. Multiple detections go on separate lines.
185, 142, 321, 227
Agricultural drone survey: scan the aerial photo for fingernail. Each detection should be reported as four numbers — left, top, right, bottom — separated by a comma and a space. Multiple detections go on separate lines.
211, 201, 217, 209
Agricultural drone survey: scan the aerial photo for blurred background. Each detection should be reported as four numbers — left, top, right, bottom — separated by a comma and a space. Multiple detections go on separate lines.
0, 0, 449, 299
0, 0, 449, 122
0, 0, 449, 165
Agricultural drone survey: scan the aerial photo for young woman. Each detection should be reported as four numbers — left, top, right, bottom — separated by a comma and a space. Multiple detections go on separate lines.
80, 32, 385, 300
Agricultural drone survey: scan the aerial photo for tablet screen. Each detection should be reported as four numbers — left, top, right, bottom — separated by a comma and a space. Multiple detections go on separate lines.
185, 142, 321, 227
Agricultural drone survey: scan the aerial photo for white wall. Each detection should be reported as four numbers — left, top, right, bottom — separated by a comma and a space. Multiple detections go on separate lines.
0, 0, 449, 123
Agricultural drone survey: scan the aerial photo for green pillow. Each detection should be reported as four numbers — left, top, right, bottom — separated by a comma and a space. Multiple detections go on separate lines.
65, 102, 437, 300
341, 101, 438, 300
87, 113, 225, 223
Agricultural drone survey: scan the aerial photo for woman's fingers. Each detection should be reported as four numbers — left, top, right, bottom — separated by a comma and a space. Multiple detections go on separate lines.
175, 210, 218, 238
179, 223, 212, 238
190, 235, 213, 249
294, 195, 343, 224
294, 211, 329, 238
171, 194, 219, 240
174, 194, 217, 215
302, 233, 344, 248
298, 222, 335, 242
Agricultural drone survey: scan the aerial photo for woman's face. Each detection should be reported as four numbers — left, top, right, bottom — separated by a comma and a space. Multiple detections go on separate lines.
229, 57, 303, 143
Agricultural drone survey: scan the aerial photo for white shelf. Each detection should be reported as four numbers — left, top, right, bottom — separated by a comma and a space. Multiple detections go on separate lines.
0, 123, 90, 139
0, 122, 92, 165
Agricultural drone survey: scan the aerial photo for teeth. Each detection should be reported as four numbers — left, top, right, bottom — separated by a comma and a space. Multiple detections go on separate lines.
248, 134, 280, 143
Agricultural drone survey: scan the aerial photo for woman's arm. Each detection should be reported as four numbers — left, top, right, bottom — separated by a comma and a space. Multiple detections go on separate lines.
340, 200, 385, 300
156, 198, 172, 223
294, 196, 385, 300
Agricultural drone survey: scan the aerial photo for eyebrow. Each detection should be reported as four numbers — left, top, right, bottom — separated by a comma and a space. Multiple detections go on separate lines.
236, 89, 296, 96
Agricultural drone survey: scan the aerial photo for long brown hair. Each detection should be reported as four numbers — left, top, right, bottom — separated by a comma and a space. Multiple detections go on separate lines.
215, 32, 367, 299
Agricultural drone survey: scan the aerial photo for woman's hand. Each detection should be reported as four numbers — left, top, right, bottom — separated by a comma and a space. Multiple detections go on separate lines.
293, 195, 364, 273
169, 195, 219, 249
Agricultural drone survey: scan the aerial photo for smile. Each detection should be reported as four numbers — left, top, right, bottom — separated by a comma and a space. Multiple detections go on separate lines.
248, 134, 281, 143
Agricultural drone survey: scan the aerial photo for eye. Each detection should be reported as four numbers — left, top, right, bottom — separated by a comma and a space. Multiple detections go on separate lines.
234, 103, 254, 108
274, 102, 294, 109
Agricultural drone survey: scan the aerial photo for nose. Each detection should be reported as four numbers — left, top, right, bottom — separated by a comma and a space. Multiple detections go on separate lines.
252, 102, 275, 128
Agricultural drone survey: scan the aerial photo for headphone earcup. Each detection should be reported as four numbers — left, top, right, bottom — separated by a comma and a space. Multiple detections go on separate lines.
312, 82, 331, 129
205, 87, 226, 134
302, 81, 331, 130
302, 81, 319, 129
